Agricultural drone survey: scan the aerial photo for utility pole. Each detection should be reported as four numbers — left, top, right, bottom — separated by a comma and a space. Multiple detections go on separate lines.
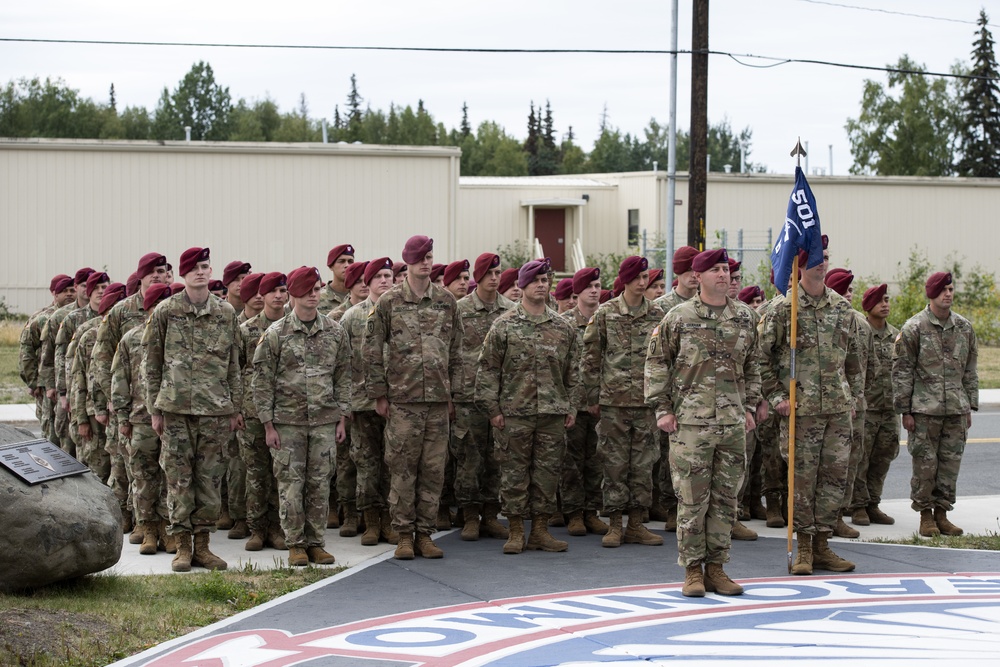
688, 0, 709, 250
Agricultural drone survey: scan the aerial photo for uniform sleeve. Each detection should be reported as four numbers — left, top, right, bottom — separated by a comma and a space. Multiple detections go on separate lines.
758, 307, 788, 408
141, 309, 167, 417
891, 323, 918, 415
743, 323, 763, 413
448, 303, 464, 399
364, 300, 389, 400
70, 342, 89, 424
92, 311, 120, 400
562, 323, 580, 408
844, 314, 864, 409
475, 322, 505, 419
18, 319, 40, 389
965, 326, 979, 412
38, 319, 57, 389
864, 329, 880, 397
334, 327, 352, 416
54, 319, 74, 394
252, 330, 279, 424
227, 312, 243, 413
111, 343, 132, 424
580, 310, 604, 407
644, 315, 677, 420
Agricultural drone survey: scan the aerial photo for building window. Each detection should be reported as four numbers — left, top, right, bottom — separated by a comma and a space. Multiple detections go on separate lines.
628, 209, 640, 245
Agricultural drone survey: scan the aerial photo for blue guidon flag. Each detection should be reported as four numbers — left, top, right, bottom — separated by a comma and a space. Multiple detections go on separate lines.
771, 166, 824, 296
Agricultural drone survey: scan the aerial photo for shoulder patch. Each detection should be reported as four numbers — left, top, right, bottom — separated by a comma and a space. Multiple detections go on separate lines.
651, 325, 659, 337
587, 315, 595, 325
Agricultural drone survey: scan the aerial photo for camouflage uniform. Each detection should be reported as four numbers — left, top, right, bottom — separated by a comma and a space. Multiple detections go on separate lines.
69, 319, 110, 481
253, 311, 351, 549
892, 306, 978, 512
143, 291, 242, 536
329, 303, 359, 522
19, 303, 58, 439
645, 294, 761, 567
39, 302, 80, 452
755, 294, 788, 505
840, 308, 879, 513
759, 286, 863, 535
363, 280, 463, 537
317, 282, 349, 315
582, 294, 664, 512
651, 288, 692, 511
561, 306, 603, 515
476, 304, 579, 517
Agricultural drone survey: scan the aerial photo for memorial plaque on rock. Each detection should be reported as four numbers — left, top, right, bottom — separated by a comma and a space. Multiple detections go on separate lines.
0, 439, 89, 484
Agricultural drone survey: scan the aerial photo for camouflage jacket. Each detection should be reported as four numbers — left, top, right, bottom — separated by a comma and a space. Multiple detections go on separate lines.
755, 293, 786, 399
653, 288, 692, 314
645, 294, 762, 426
69, 320, 101, 423
476, 303, 579, 419
38, 302, 79, 390
142, 291, 242, 417
18, 303, 56, 390
111, 326, 150, 425
364, 280, 463, 404
328, 298, 356, 322
454, 290, 516, 403
238, 312, 283, 421
340, 297, 377, 412
759, 285, 863, 416
56, 305, 99, 394
892, 306, 978, 416
317, 282, 349, 315
561, 306, 596, 412
849, 307, 880, 413
582, 295, 664, 408
93, 293, 149, 410
252, 311, 351, 426
865, 319, 899, 412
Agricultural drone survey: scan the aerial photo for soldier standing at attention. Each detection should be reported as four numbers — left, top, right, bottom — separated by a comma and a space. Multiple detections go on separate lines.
444, 260, 471, 301
364, 235, 463, 560
143, 247, 244, 572
553, 278, 577, 314
477, 259, 579, 554
646, 248, 763, 597
644, 269, 666, 302
318, 244, 355, 314
329, 261, 369, 321
499, 268, 522, 303
438, 258, 471, 529
392, 262, 407, 285
583, 256, 665, 548
253, 266, 351, 566
893, 272, 978, 537
223, 260, 252, 315
238, 273, 265, 323
726, 258, 742, 300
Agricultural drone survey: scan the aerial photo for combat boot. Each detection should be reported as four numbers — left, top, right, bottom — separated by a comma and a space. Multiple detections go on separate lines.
624, 509, 663, 546
503, 516, 526, 554
415, 533, 444, 558
765, 493, 785, 528
436, 505, 452, 532
340, 502, 359, 538
361, 509, 381, 546
566, 511, 587, 536
813, 533, 855, 572
266, 523, 287, 550
738, 503, 751, 521
749, 495, 767, 521
480, 504, 509, 539
731, 520, 758, 541
851, 507, 870, 526
526, 515, 569, 552
791, 532, 813, 575
919, 509, 940, 537
461, 505, 481, 541
867, 504, 895, 525
380, 509, 398, 544
128, 523, 144, 545
602, 511, 623, 548
934, 507, 964, 536
287, 546, 308, 566
649, 488, 670, 522
394, 532, 415, 560
192, 532, 228, 571
123, 512, 134, 535
704, 563, 744, 596
833, 516, 860, 538
326, 506, 340, 529
171, 532, 193, 572
307, 546, 336, 564
158, 522, 177, 553
139, 522, 159, 555
583, 510, 608, 535
664, 506, 677, 532
245, 530, 265, 551
228, 519, 250, 539
216, 508, 234, 530
682, 564, 705, 597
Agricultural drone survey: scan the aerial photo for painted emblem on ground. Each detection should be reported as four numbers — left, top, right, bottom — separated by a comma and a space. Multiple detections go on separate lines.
145, 573, 1000, 666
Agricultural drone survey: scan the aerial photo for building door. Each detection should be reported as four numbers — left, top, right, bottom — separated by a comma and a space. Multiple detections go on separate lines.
534, 208, 566, 271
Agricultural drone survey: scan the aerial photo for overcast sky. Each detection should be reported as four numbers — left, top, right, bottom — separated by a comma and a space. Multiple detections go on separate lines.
2, 0, 996, 174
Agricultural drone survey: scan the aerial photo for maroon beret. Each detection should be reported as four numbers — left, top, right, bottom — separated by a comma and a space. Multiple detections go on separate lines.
797, 234, 830, 267
618, 255, 649, 285
572, 267, 601, 295
240, 273, 264, 300
728, 258, 742, 273
518, 258, 551, 289
74, 267, 96, 286
473, 253, 501, 283
136, 252, 167, 279
824, 269, 854, 296
392, 262, 407, 278
170, 282, 186, 293
50, 274, 73, 294
692, 248, 729, 273
85, 271, 109, 297
862, 283, 888, 312
498, 268, 519, 294
143, 283, 173, 312
444, 259, 470, 286
259, 272, 287, 296
223, 261, 252, 287
327, 244, 355, 267
738, 285, 763, 304
287, 266, 323, 298
430, 264, 446, 282
345, 261, 369, 289
553, 278, 574, 300
364, 257, 393, 285
612, 277, 624, 297
672, 246, 699, 275
125, 272, 139, 296
672, 278, 678, 288
179, 247, 210, 277
402, 235, 433, 265
648, 269, 664, 286
599, 289, 613, 304
925, 271, 952, 299
208, 280, 226, 293
98, 283, 126, 315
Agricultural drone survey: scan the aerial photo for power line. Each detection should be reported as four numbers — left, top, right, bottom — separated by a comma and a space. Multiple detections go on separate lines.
798, 0, 1000, 28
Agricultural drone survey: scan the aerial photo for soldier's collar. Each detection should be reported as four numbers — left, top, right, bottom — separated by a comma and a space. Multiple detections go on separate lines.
289, 310, 326, 334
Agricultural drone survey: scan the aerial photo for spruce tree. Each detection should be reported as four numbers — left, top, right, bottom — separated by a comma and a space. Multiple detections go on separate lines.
957, 9, 1000, 177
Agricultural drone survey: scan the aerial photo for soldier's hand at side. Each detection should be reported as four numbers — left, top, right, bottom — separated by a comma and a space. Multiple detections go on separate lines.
152, 414, 164, 436
744, 412, 756, 433
46, 388, 56, 400
30, 387, 42, 399
448, 400, 455, 420
565, 413, 575, 429
231, 414, 245, 432
59, 396, 69, 412
902, 414, 915, 432
119, 422, 132, 439
264, 422, 281, 450
490, 414, 505, 430
95, 413, 108, 426
587, 404, 600, 417
78, 422, 92, 441
657, 414, 677, 434
336, 417, 347, 443
375, 396, 389, 419
851, 408, 856, 420
755, 402, 768, 423
776, 400, 791, 417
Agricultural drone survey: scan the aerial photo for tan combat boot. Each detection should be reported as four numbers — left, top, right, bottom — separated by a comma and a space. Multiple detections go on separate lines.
624, 508, 663, 545
216, 508, 234, 530
361, 509, 381, 546
326, 506, 340, 529
171, 532, 193, 572
192, 532, 228, 571
548, 513, 566, 527
934, 507, 964, 536
128, 522, 144, 545
139, 521, 159, 555
583, 510, 608, 535
340, 502, 359, 537
833, 515, 860, 538
245, 529, 266, 552
480, 503, 510, 539
266, 523, 287, 550
749, 495, 767, 521
704, 563, 744, 596
394, 532, 415, 560
664, 506, 678, 532
566, 511, 587, 537
415, 533, 444, 558
159, 522, 177, 553
867, 504, 895, 525
380, 509, 398, 544
228, 519, 250, 539
526, 515, 569, 552
503, 517, 526, 554
791, 532, 813, 575
851, 507, 871, 526
919, 509, 941, 537
731, 520, 758, 541
764, 493, 785, 528
436, 505, 452, 532
682, 564, 705, 597
307, 545, 336, 564
461, 505, 481, 541
812, 532, 855, 572
602, 511, 623, 548
288, 546, 308, 566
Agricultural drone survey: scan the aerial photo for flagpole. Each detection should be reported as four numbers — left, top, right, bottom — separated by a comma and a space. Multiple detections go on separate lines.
786, 139, 805, 573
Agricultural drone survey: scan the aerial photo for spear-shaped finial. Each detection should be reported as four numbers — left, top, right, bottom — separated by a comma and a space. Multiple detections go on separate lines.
790, 138, 807, 168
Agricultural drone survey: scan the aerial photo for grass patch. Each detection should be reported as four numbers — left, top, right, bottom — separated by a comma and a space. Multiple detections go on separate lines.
0, 563, 343, 666
865, 531, 1000, 550
978, 346, 1000, 389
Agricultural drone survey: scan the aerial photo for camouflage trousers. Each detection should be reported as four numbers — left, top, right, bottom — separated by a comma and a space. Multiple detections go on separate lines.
127, 421, 168, 525
850, 410, 900, 510
741, 427, 764, 506
654, 431, 677, 510
738, 424, 758, 499
759, 413, 787, 498
272, 422, 335, 549
226, 432, 247, 520
450, 402, 500, 508
160, 412, 230, 535
40, 394, 56, 444
561, 410, 602, 514
780, 412, 851, 535
597, 406, 656, 512
105, 413, 132, 514
335, 422, 357, 507
351, 410, 390, 511
496, 414, 566, 517
54, 398, 72, 457
75, 416, 110, 482
840, 410, 865, 510
670, 422, 746, 567
384, 402, 448, 536
908, 414, 967, 512
239, 418, 279, 532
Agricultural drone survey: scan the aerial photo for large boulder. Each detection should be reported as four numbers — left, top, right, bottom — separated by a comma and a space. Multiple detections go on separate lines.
0, 424, 121, 592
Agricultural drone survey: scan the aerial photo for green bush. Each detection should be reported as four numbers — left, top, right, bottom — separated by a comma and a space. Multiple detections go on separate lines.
497, 240, 532, 273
